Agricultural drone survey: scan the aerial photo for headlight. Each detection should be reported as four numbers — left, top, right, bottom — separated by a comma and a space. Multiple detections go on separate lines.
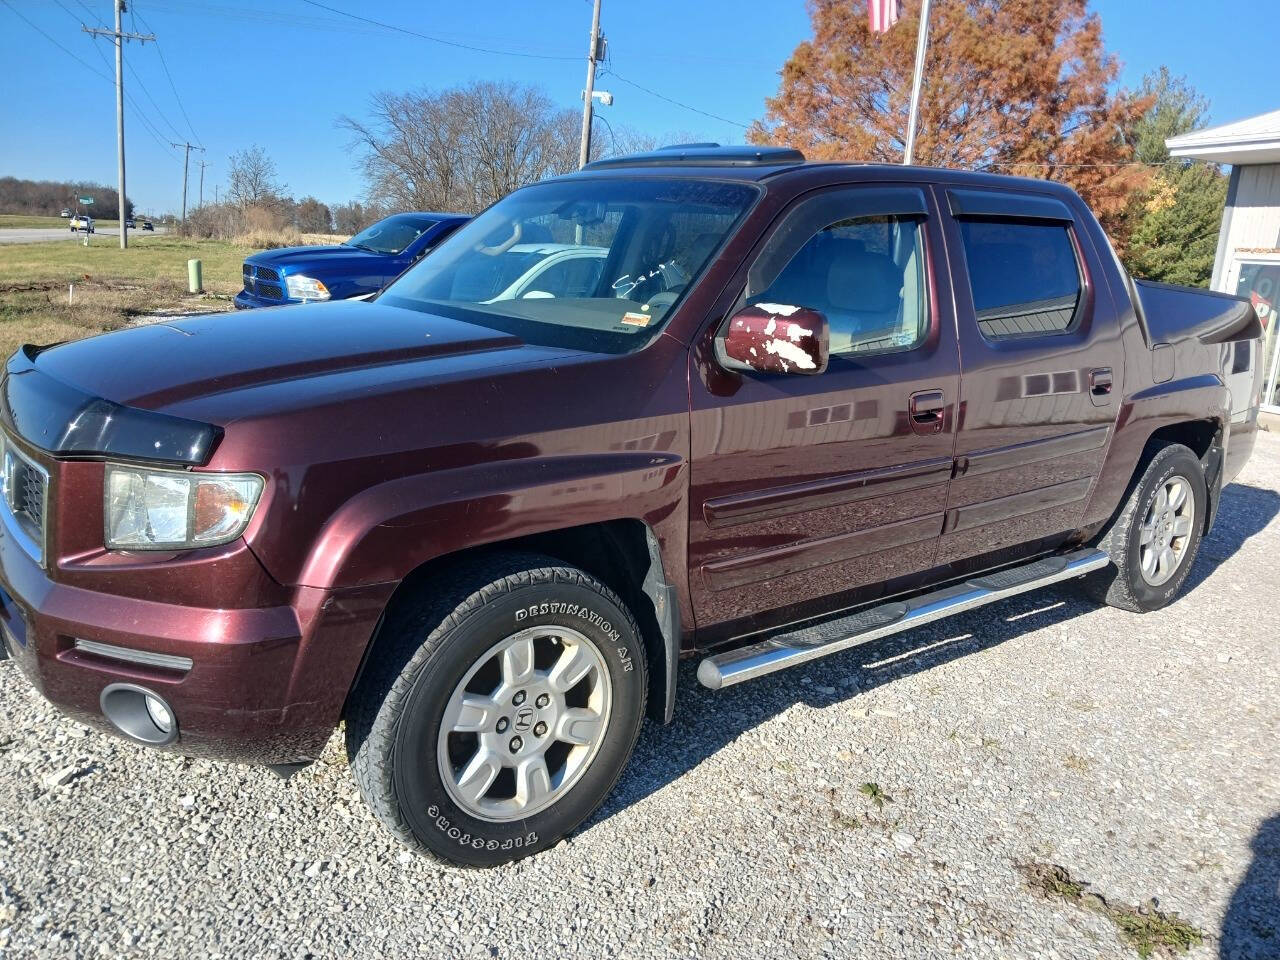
105, 466, 264, 550
285, 275, 330, 301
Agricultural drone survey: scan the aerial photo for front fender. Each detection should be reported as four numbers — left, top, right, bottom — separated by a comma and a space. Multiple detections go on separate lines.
295, 451, 688, 594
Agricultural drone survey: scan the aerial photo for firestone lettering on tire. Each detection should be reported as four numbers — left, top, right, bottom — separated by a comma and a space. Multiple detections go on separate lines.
426, 805, 539, 850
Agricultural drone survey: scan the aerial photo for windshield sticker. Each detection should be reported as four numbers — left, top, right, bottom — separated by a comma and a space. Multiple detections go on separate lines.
620, 312, 652, 327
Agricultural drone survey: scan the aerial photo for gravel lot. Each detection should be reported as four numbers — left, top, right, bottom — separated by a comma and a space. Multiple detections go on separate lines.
1, 434, 1278, 960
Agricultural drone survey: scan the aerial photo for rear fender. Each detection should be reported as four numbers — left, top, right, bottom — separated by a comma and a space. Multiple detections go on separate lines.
1079, 374, 1228, 534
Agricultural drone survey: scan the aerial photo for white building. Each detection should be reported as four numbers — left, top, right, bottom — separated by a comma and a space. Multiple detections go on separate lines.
1168, 110, 1280, 412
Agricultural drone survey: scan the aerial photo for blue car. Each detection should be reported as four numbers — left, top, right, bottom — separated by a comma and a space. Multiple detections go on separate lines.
234, 212, 468, 309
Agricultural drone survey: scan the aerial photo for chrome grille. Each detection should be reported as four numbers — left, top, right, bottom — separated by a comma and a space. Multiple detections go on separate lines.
1, 437, 48, 564
242, 262, 284, 300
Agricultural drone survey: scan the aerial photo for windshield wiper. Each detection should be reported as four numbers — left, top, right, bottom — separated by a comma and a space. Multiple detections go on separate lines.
346, 242, 378, 253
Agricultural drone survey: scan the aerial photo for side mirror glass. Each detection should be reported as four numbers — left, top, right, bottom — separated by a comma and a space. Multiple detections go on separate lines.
717, 303, 829, 375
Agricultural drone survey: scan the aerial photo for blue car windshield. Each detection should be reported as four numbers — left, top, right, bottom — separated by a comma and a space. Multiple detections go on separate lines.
344, 215, 438, 255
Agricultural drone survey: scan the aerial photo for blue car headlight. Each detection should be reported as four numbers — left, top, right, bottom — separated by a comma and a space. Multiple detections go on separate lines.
285, 275, 331, 301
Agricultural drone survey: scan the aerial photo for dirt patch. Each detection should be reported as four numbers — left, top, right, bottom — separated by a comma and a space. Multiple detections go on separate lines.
1021, 862, 1205, 957
0, 278, 233, 358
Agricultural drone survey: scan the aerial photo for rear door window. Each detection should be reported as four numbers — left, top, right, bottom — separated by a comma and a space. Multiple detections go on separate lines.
958, 220, 1082, 339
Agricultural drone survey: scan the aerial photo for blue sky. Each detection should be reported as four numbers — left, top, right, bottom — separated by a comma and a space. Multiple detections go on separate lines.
2, 0, 1276, 215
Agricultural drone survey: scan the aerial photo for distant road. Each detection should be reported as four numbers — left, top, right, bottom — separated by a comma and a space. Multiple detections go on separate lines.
0, 226, 169, 245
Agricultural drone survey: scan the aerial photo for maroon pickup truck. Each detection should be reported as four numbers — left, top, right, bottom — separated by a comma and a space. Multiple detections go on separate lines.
0, 146, 1263, 865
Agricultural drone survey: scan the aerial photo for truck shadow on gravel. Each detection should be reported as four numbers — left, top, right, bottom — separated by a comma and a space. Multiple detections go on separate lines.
1222, 814, 1280, 959
593, 481, 1280, 826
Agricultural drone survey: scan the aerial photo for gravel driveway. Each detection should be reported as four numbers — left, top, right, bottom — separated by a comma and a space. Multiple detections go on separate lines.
2, 434, 1278, 960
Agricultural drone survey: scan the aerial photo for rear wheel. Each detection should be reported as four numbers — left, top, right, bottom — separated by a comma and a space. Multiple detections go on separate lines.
1084, 443, 1206, 612
346, 554, 647, 866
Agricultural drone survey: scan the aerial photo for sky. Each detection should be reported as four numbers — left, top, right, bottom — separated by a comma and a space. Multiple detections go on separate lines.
1, 0, 1277, 216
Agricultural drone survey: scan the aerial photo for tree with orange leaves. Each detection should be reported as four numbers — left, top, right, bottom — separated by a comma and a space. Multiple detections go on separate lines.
751, 0, 1151, 242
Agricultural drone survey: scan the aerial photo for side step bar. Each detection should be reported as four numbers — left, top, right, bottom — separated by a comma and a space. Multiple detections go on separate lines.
697, 548, 1110, 690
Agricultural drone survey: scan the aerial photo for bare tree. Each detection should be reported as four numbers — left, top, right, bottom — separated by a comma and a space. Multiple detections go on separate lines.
226, 145, 286, 211
332, 200, 381, 234
295, 196, 333, 233
340, 81, 582, 214
592, 125, 711, 159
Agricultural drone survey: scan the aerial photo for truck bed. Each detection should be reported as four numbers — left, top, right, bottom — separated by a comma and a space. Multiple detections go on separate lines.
1131, 277, 1261, 345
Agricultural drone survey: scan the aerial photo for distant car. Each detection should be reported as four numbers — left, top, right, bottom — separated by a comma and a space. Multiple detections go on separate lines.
141, 220, 154, 232
234, 212, 469, 309
124, 218, 136, 229
69, 215, 94, 234
60, 208, 71, 218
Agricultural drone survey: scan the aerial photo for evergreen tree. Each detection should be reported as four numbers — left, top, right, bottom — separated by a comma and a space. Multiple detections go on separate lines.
1122, 69, 1227, 288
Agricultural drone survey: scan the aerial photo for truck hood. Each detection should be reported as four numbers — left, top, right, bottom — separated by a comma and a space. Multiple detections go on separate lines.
19, 300, 576, 438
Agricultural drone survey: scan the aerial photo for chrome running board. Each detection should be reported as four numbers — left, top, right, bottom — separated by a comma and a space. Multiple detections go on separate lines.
697, 548, 1110, 690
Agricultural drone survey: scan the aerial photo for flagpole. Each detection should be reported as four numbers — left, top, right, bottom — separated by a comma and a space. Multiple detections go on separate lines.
902, 0, 932, 165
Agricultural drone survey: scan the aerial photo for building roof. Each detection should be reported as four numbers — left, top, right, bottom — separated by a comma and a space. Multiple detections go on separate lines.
1166, 109, 1280, 165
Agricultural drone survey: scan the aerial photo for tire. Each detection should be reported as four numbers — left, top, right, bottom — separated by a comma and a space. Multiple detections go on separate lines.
346, 553, 648, 867
1083, 443, 1206, 613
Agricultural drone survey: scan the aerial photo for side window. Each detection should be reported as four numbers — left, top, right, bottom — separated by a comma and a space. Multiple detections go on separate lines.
749, 215, 928, 357
958, 220, 1082, 339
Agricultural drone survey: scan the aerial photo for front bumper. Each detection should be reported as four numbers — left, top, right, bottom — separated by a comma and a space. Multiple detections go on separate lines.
0, 520, 393, 765
233, 289, 293, 310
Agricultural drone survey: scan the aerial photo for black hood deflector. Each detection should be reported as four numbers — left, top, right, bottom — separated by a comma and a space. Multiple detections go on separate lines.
0, 346, 219, 465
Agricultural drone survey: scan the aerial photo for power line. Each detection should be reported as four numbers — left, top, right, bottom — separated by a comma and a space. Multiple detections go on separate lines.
608, 72, 751, 129
132, 6, 203, 147
984, 161, 1171, 169
123, 56, 185, 140
72, 0, 105, 26
81, 21, 176, 154
35, 0, 179, 156
83, 1, 157, 249
1, 0, 110, 82
74, 2, 189, 152
294, 0, 579, 61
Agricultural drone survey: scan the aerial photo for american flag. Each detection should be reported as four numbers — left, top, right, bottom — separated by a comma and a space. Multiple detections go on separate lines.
868, 0, 901, 33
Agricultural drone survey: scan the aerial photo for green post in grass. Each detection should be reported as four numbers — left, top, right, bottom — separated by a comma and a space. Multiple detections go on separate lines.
187, 259, 202, 294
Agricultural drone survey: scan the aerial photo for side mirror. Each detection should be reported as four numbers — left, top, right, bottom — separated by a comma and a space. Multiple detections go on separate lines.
717, 303, 829, 375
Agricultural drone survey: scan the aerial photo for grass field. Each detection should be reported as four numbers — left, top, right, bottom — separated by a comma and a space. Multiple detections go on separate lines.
0, 234, 241, 358
0, 214, 124, 229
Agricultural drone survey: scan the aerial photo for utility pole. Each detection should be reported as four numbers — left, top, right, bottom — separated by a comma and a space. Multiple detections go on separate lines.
577, 0, 603, 169
170, 141, 205, 221
84, 1, 153, 249
197, 159, 209, 209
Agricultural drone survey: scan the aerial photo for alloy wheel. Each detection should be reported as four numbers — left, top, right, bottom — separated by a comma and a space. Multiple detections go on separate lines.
1138, 475, 1195, 586
437, 626, 612, 822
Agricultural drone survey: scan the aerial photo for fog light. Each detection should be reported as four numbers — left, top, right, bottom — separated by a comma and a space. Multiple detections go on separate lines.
100, 683, 178, 746
145, 694, 173, 733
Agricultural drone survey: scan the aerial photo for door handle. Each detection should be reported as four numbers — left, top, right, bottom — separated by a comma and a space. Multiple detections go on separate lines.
909, 390, 946, 434
1089, 367, 1113, 396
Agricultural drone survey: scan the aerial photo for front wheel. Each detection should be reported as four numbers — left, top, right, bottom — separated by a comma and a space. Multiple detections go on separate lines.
346, 554, 647, 866
1083, 442, 1206, 612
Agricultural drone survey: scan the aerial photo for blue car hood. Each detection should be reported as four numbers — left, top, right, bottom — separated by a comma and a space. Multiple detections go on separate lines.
246, 244, 392, 272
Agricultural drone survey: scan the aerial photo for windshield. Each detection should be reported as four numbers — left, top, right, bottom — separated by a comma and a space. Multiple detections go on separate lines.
380, 178, 758, 353
344, 214, 438, 255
